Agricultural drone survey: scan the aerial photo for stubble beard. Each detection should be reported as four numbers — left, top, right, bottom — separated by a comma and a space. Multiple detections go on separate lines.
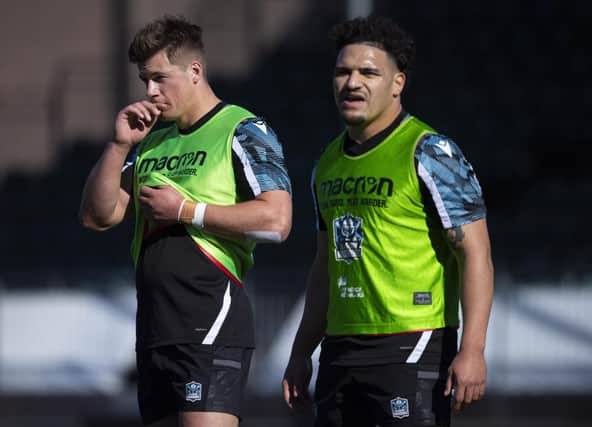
341, 111, 366, 126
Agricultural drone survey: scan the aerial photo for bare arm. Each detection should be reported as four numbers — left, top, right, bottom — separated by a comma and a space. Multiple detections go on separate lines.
282, 232, 329, 409
79, 144, 133, 230
79, 100, 162, 230
444, 218, 494, 412
202, 189, 292, 242
138, 186, 292, 243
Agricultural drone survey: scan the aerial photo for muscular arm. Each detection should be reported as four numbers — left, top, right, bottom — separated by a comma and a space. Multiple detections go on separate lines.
445, 218, 494, 411
283, 232, 329, 408
79, 143, 133, 231
139, 116, 292, 242
79, 100, 161, 231
139, 186, 292, 243
201, 189, 292, 242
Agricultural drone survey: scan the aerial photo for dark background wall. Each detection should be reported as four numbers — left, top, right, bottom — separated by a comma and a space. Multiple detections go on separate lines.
1, 0, 589, 283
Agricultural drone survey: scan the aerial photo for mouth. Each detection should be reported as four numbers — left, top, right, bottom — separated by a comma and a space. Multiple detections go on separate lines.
155, 103, 169, 113
149, 99, 168, 111
340, 92, 365, 108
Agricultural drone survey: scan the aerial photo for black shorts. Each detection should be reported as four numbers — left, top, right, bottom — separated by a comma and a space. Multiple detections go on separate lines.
136, 344, 253, 425
314, 355, 453, 427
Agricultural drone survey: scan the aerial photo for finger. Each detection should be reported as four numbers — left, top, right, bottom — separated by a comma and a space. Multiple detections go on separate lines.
126, 104, 152, 124
142, 100, 163, 116
453, 384, 466, 412
150, 185, 173, 193
282, 379, 293, 408
139, 186, 155, 197
462, 385, 475, 406
444, 370, 453, 396
137, 101, 159, 118
477, 383, 486, 400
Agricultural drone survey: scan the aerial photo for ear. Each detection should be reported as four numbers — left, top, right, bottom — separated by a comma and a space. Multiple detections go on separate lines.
392, 72, 406, 97
189, 60, 203, 84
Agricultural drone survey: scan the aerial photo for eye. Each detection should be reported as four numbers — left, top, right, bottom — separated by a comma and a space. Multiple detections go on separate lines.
334, 68, 350, 77
360, 68, 379, 76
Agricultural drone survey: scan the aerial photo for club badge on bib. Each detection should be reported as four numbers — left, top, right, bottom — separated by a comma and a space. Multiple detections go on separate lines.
333, 213, 363, 263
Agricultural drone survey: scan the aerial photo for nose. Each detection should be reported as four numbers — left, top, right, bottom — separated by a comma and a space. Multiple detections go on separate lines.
346, 71, 361, 89
146, 80, 158, 98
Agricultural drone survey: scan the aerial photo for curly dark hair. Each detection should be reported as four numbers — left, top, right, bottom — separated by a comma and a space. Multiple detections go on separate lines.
330, 16, 415, 74
128, 15, 204, 64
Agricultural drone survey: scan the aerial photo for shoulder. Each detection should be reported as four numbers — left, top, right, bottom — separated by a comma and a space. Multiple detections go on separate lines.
234, 117, 282, 150
416, 133, 465, 161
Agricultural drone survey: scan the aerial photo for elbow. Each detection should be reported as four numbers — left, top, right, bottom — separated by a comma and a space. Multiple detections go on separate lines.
272, 207, 292, 243
261, 199, 292, 242
275, 219, 291, 243
79, 209, 112, 232
248, 207, 291, 244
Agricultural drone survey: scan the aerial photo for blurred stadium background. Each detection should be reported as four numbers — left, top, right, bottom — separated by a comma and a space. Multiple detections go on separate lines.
0, 0, 590, 426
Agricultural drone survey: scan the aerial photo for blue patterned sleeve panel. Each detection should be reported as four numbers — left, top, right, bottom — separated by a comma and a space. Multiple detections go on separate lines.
232, 118, 292, 198
122, 145, 138, 172
311, 163, 327, 231
415, 134, 486, 229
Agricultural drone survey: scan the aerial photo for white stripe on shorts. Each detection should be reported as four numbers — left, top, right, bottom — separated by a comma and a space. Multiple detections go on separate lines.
202, 281, 232, 345
405, 330, 433, 364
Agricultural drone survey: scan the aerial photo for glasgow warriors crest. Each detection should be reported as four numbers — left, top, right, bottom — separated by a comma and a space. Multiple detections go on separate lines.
333, 213, 363, 263
390, 396, 409, 418
185, 381, 202, 402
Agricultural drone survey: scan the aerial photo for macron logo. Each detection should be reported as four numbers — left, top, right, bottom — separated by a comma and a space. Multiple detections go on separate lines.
436, 139, 453, 158
254, 122, 268, 135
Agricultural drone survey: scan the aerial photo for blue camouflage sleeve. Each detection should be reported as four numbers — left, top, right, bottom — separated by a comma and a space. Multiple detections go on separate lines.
122, 145, 138, 172
415, 134, 486, 229
232, 118, 292, 200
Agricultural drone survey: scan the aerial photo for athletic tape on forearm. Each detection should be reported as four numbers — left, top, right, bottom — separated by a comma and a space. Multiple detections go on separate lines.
178, 200, 206, 229
191, 203, 207, 229
177, 199, 187, 223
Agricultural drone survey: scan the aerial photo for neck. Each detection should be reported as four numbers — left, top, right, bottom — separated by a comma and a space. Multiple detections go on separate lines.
177, 85, 220, 130
347, 103, 402, 144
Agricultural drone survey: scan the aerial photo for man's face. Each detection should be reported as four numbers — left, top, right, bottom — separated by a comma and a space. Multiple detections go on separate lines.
333, 43, 403, 131
138, 49, 196, 122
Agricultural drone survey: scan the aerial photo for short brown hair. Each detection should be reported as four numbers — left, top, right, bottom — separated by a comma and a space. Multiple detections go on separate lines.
128, 15, 204, 64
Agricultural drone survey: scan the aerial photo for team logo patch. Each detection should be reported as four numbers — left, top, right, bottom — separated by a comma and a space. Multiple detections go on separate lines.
333, 213, 363, 263
390, 396, 409, 419
185, 381, 202, 402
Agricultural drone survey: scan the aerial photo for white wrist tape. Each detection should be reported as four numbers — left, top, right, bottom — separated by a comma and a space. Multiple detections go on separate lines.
191, 203, 207, 229
177, 199, 187, 223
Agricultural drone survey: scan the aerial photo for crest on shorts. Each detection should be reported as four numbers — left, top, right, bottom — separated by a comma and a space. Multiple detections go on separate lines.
390, 396, 409, 419
185, 381, 202, 402
333, 213, 363, 263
